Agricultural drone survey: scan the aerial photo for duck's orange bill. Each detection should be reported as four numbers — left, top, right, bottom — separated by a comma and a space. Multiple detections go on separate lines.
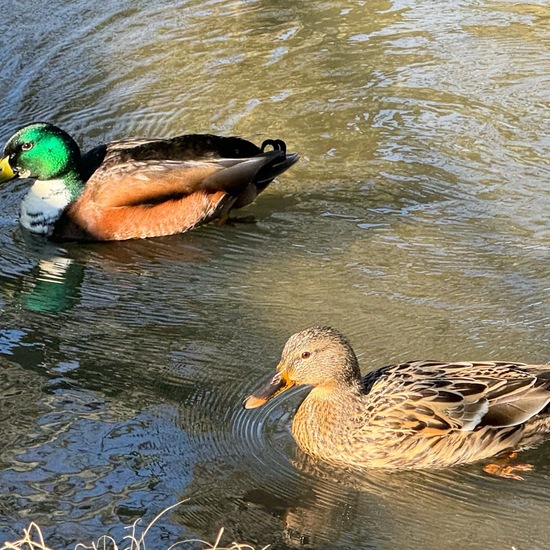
0, 156, 15, 183
243, 368, 294, 409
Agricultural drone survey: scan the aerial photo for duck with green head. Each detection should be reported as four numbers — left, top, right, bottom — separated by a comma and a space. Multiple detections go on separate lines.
0, 122, 299, 241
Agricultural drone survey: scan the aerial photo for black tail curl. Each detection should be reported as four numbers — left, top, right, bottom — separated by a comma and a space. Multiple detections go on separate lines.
260, 139, 287, 154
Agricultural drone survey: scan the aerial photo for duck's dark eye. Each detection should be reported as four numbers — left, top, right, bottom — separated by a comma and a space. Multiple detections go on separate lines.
301, 351, 311, 359
21, 142, 33, 151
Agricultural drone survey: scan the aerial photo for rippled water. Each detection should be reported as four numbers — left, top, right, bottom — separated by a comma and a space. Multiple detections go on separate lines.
0, 0, 549, 548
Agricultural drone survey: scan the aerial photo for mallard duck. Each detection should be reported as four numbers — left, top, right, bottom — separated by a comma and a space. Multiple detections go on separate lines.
244, 326, 550, 473
0, 123, 299, 241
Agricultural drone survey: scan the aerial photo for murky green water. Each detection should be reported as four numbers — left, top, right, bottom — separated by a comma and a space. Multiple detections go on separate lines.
0, 0, 549, 548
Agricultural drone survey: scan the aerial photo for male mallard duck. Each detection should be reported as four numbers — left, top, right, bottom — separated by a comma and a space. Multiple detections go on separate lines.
244, 326, 550, 474
0, 123, 299, 241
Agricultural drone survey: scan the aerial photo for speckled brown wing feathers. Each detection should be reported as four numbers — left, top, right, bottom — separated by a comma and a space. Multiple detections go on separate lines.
364, 361, 550, 436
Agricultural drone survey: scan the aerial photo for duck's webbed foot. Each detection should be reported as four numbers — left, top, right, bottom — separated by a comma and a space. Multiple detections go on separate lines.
215, 214, 257, 226
483, 452, 533, 480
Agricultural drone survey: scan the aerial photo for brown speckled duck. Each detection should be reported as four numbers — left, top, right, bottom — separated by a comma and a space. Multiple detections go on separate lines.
0, 123, 299, 241
244, 326, 550, 476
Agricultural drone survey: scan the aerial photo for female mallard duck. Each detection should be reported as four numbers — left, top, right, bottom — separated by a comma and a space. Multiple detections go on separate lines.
0, 123, 299, 241
244, 326, 550, 474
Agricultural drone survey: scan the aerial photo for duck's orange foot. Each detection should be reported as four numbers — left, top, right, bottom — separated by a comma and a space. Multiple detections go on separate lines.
483, 462, 533, 480
215, 214, 257, 226
214, 213, 230, 226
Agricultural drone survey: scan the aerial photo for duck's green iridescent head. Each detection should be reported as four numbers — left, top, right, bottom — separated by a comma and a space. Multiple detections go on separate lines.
0, 123, 82, 183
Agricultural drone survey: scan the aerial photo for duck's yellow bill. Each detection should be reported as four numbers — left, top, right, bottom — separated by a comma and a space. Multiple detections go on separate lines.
243, 368, 294, 409
0, 156, 15, 183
